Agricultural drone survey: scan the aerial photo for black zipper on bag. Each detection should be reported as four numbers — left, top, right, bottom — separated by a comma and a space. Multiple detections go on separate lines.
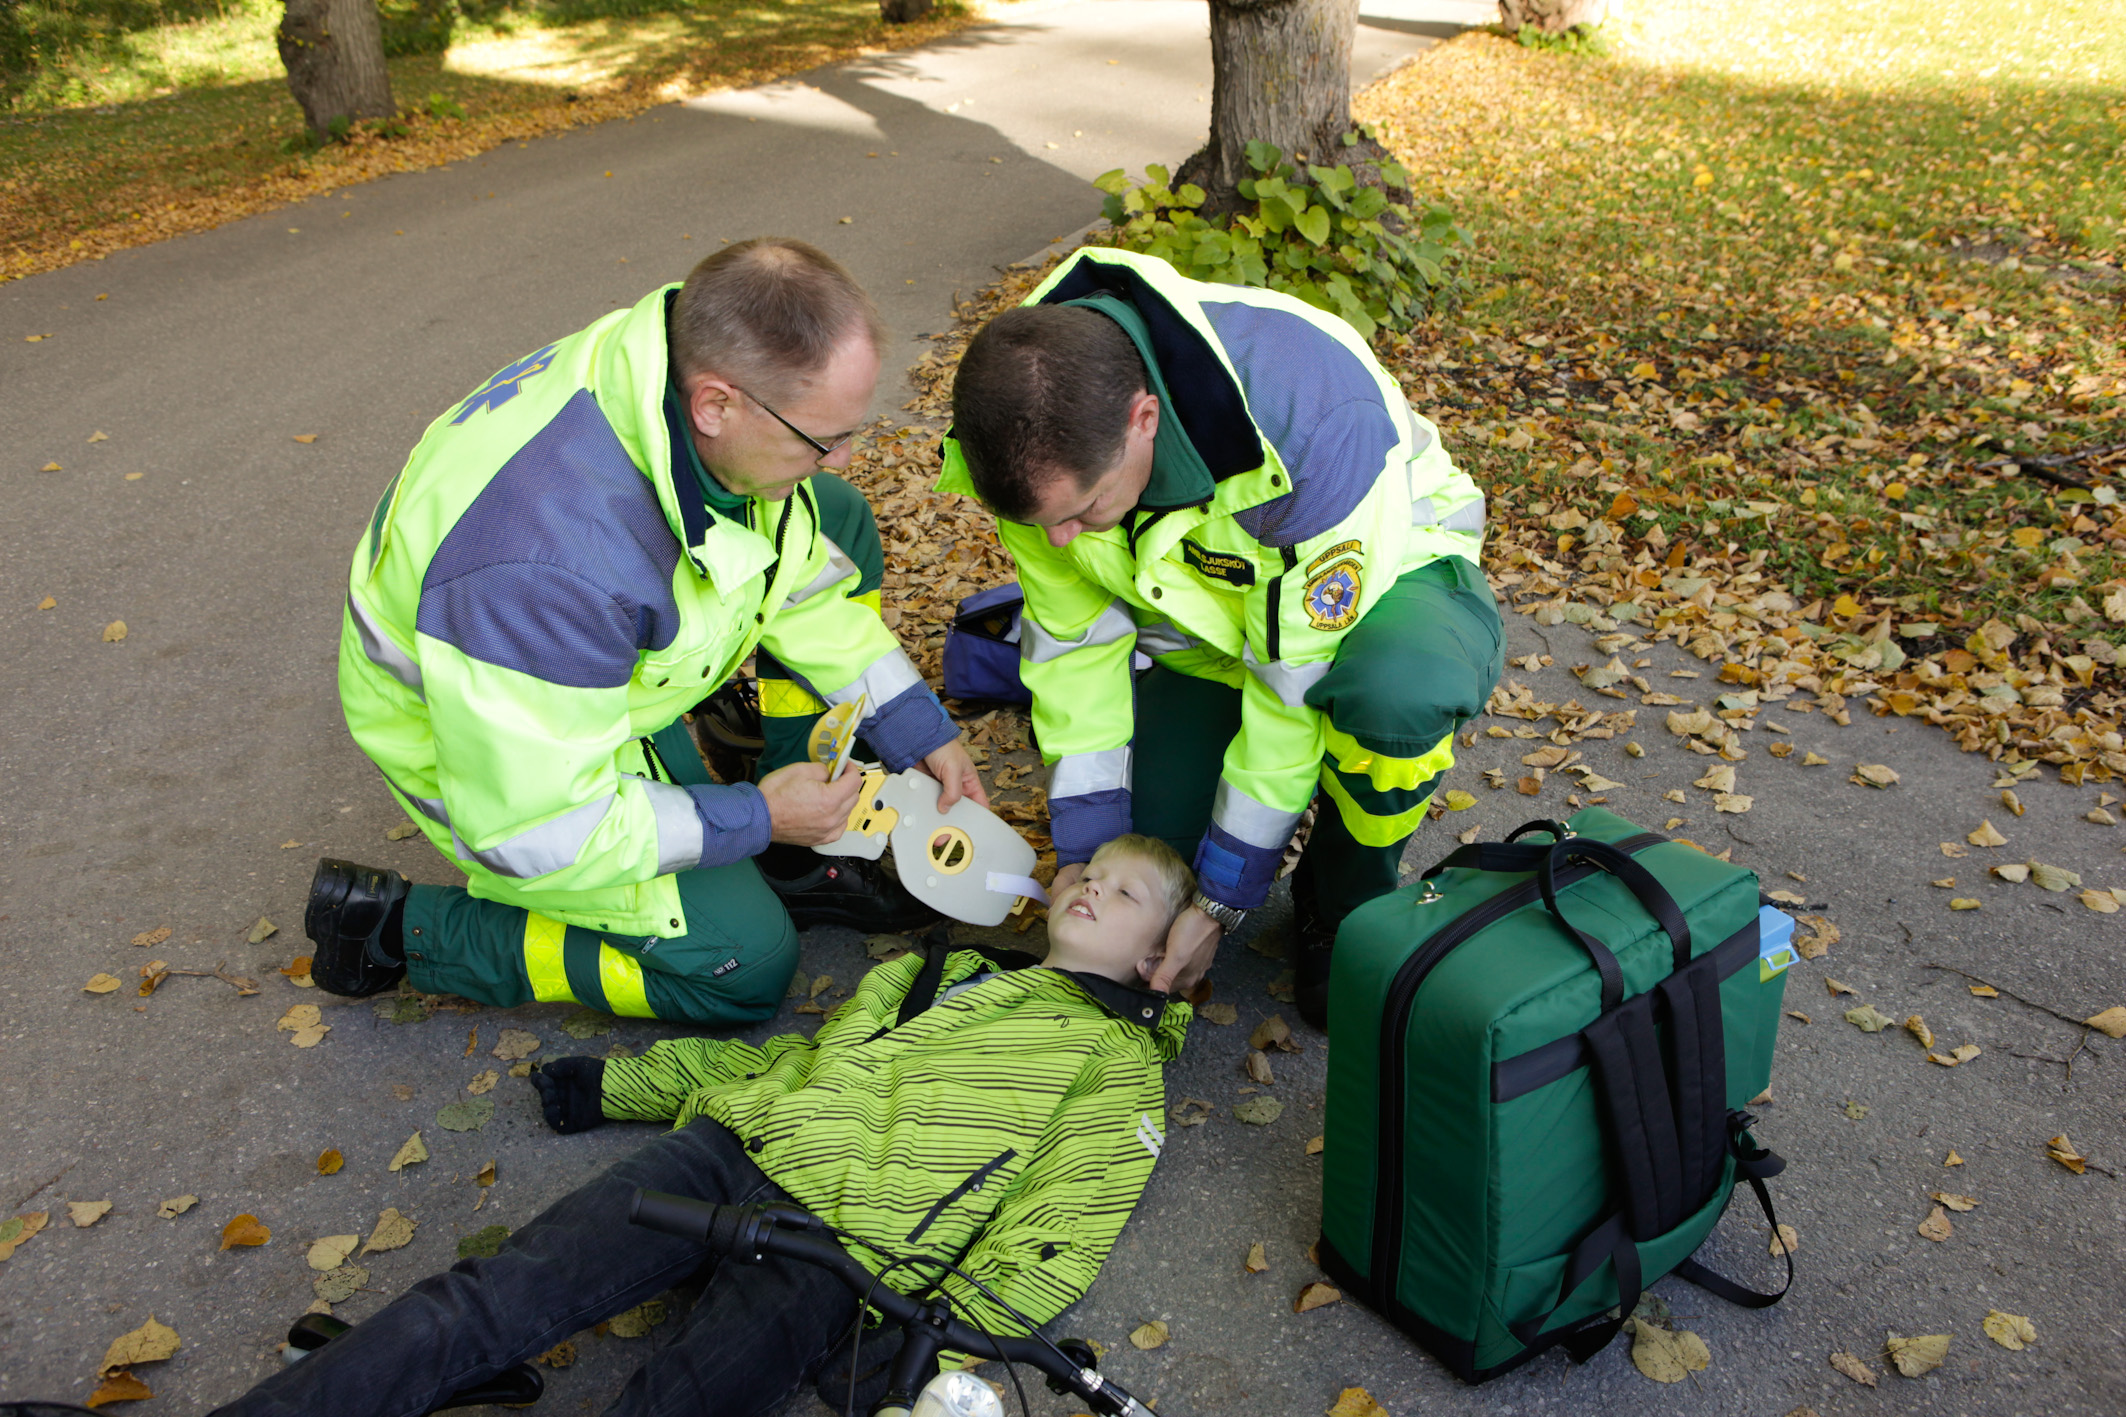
1366, 832, 1665, 1304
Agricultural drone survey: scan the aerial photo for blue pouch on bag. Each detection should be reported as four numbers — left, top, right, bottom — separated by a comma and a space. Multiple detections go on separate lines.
942, 583, 1031, 704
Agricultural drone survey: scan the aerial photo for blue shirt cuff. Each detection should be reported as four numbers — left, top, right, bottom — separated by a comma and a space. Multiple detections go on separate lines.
1050, 789, 1132, 865
1193, 823, 1282, 910
689, 781, 772, 869
864, 682, 958, 772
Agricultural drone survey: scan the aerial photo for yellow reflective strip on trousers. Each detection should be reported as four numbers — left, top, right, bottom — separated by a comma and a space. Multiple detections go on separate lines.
522, 913, 576, 1003
1318, 729, 1458, 847
759, 678, 827, 717
597, 944, 655, 1018
1323, 723, 1456, 793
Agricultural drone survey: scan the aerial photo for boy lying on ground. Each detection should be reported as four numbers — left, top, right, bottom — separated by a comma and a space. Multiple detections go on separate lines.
211, 834, 1196, 1417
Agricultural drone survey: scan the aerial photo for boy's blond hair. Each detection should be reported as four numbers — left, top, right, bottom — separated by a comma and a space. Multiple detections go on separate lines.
1089, 834, 1196, 924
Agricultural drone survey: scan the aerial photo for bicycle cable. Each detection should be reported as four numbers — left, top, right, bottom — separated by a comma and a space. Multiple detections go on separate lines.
826, 1226, 1058, 1417
845, 1254, 936, 1417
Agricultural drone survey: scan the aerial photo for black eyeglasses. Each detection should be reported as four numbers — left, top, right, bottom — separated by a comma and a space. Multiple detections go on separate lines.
738, 387, 854, 461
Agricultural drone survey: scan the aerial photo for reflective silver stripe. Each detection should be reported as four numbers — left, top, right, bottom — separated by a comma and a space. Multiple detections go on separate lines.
1412, 491, 1486, 535
782, 536, 860, 610
1050, 746, 1132, 799
348, 592, 424, 698
1399, 398, 1436, 464
1022, 599, 1136, 665
1212, 779, 1304, 850
641, 779, 705, 874
452, 795, 614, 879
823, 647, 924, 712
1134, 620, 1200, 658
1241, 645, 1333, 708
404, 793, 450, 826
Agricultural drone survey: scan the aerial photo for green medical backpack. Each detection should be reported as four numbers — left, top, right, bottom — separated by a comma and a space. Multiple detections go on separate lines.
1317, 808, 1793, 1381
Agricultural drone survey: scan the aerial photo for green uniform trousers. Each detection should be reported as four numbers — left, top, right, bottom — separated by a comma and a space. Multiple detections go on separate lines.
399, 475, 887, 1025
1133, 556, 1503, 929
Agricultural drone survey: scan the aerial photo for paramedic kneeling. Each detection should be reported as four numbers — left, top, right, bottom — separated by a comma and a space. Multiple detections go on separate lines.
941, 247, 1504, 1029
310, 238, 983, 1027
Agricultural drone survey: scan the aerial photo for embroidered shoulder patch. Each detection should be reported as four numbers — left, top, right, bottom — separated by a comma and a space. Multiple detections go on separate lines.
1180, 539, 1256, 588
1306, 539, 1363, 575
1303, 559, 1363, 631
451, 343, 559, 426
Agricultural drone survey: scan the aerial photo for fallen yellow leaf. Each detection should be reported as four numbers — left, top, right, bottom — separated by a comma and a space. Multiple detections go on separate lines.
1128, 1320, 1169, 1349
1293, 1281, 1342, 1313
84, 973, 122, 994
317, 1149, 344, 1175
102, 620, 127, 642
1981, 1310, 2036, 1351
219, 1214, 270, 1250
85, 1370, 154, 1408
2084, 1006, 2126, 1038
1967, 820, 2009, 847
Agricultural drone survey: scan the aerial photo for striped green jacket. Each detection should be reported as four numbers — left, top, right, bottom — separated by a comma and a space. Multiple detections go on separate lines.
601, 949, 1190, 1335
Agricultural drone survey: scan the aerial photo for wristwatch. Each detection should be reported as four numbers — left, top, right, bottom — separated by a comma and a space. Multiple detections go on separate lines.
1192, 892, 1247, 934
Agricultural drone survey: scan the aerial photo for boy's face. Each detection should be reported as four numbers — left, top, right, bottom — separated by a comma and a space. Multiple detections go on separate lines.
1046, 851, 1171, 983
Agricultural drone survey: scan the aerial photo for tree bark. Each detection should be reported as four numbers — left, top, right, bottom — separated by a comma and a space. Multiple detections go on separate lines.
1177, 0, 1391, 220
1498, 0, 1609, 34
880, 0, 934, 22
279, 0, 396, 142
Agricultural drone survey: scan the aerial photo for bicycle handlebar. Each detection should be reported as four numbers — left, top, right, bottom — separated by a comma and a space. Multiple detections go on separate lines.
628, 1189, 1149, 1416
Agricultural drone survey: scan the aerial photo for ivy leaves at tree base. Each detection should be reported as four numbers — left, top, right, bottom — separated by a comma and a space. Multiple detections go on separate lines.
1094, 135, 1470, 340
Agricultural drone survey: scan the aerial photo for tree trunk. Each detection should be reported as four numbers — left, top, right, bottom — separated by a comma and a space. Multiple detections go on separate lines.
1498, 0, 1609, 33
279, 0, 395, 142
1177, 0, 1388, 220
880, 0, 934, 23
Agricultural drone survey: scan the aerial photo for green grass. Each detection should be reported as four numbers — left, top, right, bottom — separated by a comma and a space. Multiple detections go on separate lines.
1351, 0, 2126, 771
1360, 0, 2126, 626
1, 0, 978, 274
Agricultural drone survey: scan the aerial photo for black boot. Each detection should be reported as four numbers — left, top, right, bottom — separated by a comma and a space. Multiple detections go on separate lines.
305, 859, 410, 998
759, 845, 941, 934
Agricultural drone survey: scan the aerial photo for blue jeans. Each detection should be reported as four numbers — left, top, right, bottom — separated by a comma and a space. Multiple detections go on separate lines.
210, 1118, 860, 1417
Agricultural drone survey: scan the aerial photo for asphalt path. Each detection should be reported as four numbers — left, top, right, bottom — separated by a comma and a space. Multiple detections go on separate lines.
4, 2, 2120, 1415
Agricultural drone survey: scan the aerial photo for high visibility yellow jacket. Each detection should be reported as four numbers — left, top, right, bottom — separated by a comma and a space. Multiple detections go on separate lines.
602, 948, 1189, 1337
937, 249, 1484, 909
341, 287, 954, 939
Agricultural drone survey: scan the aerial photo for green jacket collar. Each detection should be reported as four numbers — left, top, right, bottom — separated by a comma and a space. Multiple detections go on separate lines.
1061, 292, 1215, 512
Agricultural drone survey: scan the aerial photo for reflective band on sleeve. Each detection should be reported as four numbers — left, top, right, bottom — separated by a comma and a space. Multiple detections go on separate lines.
1319, 766, 1434, 847
384, 778, 452, 827
781, 536, 860, 609
1398, 398, 1436, 465
985, 872, 1050, 905
823, 647, 924, 712
1050, 746, 1133, 799
1324, 723, 1456, 792
1211, 779, 1305, 851
348, 592, 424, 699
1134, 619, 1200, 658
522, 913, 575, 1004
597, 943, 655, 1018
1411, 492, 1486, 535
453, 795, 614, 878
642, 778, 704, 874
759, 677, 828, 717
1022, 599, 1136, 665
1241, 644, 1333, 708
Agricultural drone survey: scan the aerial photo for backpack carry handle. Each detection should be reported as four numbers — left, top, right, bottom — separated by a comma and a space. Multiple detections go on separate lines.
1421, 818, 1574, 880
1536, 840, 1692, 1012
